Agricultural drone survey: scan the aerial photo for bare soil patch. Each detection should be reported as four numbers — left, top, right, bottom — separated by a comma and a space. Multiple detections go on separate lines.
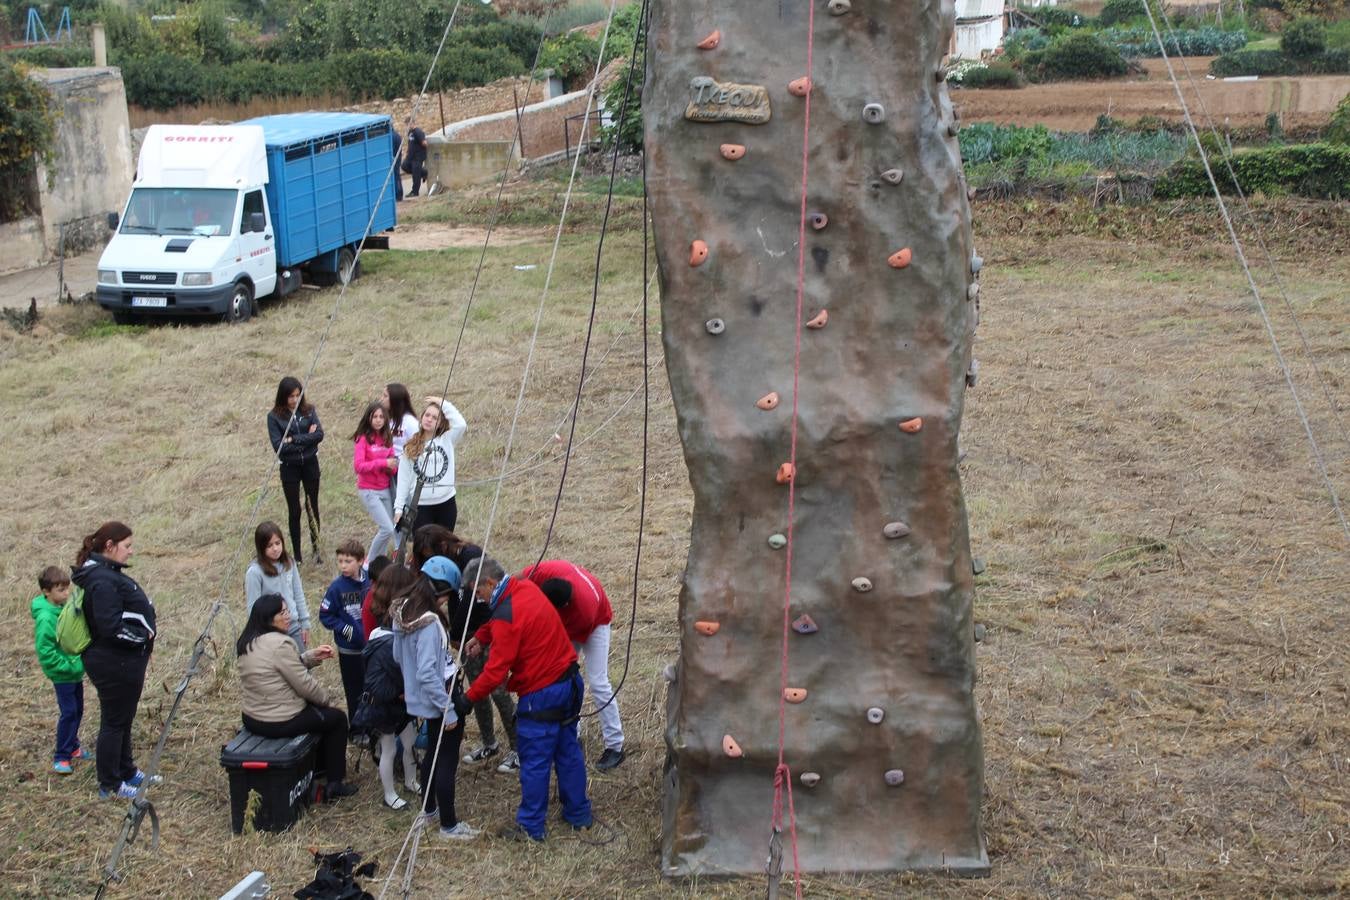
387, 221, 553, 252
0, 194, 1345, 897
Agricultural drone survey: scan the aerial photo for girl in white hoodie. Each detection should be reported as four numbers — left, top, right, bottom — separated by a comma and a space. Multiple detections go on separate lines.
394, 400, 467, 533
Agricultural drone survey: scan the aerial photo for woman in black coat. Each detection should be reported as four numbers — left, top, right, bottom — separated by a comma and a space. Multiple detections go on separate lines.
354, 564, 421, 809
268, 375, 324, 564
72, 521, 158, 800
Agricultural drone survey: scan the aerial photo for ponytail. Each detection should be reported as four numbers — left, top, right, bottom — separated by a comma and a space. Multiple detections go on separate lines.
76, 521, 133, 567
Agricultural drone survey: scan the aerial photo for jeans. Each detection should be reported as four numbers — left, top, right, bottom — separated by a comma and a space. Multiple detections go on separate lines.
575, 624, 623, 751
464, 651, 516, 751
53, 681, 84, 762
413, 496, 457, 533
243, 704, 349, 784
83, 646, 149, 790
419, 715, 464, 829
516, 672, 591, 838
280, 458, 321, 561
358, 488, 396, 561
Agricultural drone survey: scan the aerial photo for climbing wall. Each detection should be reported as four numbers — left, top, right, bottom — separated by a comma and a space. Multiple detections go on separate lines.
646, 0, 989, 877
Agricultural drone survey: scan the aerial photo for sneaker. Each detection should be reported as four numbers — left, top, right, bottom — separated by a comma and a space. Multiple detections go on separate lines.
72, 748, 93, 761
495, 822, 542, 842
595, 748, 626, 771
53, 760, 73, 775
438, 821, 481, 840
324, 781, 359, 802
495, 751, 519, 774
99, 782, 138, 800
125, 770, 163, 788
463, 742, 500, 764
418, 809, 439, 828
571, 818, 594, 832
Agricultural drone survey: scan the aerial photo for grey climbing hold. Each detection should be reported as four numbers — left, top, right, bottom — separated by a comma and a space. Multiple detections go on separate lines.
827, 0, 851, 14
971, 254, 984, 274
705, 318, 725, 335
800, 772, 822, 787
966, 359, 979, 388
663, 663, 678, 682
881, 168, 904, 185
809, 212, 828, 231
974, 623, 987, 643
967, 282, 980, 301
972, 557, 986, 575
768, 533, 787, 550
935, 65, 948, 82
867, 707, 885, 724
884, 769, 905, 786
851, 576, 873, 593
862, 103, 885, 125
883, 521, 911, 539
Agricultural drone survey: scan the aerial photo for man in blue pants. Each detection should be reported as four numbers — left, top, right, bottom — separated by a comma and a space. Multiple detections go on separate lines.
463, 556, 592, 841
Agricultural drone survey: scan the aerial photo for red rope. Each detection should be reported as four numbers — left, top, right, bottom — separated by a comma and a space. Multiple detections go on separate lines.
772, 2, 817, 896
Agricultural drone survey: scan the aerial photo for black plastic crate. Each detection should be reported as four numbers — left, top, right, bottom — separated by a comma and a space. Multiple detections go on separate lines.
220, 729, 320, 834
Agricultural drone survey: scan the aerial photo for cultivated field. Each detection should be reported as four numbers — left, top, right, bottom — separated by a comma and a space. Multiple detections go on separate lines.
0, 185, 1346, 897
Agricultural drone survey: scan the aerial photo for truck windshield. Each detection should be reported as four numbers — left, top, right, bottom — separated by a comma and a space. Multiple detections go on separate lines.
119, 188, 238, 237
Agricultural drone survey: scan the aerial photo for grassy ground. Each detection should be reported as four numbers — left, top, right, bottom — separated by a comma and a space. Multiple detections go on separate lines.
0, 183, 1346, 897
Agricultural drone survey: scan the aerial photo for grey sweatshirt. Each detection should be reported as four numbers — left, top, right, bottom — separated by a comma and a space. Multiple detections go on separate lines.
244, 560, 312, 633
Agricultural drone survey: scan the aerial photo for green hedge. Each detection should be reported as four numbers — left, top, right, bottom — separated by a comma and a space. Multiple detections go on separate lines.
1100, 26, 1248, 58
1155, 143, 1350, 199
960, 64, 1026, 89
1024, 33, 1129, 81
1211, 47, 1350, 76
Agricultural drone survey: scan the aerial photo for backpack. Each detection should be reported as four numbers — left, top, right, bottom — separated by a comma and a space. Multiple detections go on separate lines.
56, 585, 91, 655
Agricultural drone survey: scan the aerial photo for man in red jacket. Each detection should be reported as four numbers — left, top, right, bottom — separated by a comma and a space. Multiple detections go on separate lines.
463, 556, 592, 841
519, 560, 625, 770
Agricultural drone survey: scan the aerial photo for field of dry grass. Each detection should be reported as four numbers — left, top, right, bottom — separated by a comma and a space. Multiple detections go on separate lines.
0, 185, 1345, 898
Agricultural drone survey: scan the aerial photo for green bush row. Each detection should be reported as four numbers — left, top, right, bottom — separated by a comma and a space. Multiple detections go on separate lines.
1155, 143, 1350, 200
1099, 26, 1248, 57
119, 46, 529, 109
1023, 33, 1130, 81
959, 122, 1189, 173
960, 64, 1026, 89
1210, 47, 1350, 76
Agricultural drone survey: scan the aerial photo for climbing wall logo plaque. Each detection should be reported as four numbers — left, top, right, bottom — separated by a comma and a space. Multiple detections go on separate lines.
685, 77, 771, 124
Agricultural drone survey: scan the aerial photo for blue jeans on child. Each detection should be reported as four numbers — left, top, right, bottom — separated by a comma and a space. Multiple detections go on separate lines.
514, 669, 591, 839
54, 681, 84, 762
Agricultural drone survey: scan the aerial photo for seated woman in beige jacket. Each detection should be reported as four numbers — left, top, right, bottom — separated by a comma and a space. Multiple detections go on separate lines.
237, 593, 357, 801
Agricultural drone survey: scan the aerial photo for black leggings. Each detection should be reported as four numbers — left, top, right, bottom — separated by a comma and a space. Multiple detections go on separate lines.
419, 715, 464, 829
413, 496, 457, 533
244, 705, 348, 784
281, 459, 321, 560
84, 646, 149, 791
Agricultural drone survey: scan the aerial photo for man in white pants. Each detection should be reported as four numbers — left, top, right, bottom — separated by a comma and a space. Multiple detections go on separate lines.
517, 560, 625, 770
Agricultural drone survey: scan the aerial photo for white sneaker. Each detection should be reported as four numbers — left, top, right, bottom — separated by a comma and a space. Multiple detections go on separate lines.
496, 751, 519, 773
438, 821, 481, 840
463, 742, 499, 764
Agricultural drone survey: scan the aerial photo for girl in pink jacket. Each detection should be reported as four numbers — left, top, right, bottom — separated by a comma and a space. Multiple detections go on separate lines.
352, 402, 398, 559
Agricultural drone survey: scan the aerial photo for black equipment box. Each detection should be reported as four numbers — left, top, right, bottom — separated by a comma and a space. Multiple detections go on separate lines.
220, 729, 320, 834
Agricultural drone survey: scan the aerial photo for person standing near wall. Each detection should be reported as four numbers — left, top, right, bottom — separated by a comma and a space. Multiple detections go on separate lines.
405, 126, 429, 198
391, 129, 405, 202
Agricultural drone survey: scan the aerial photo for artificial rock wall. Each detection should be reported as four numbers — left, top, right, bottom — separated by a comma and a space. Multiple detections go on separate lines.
646, 0, 988, 877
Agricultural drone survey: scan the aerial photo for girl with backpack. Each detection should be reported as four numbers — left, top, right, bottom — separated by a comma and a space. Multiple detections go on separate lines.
352, 401, 399, 560
353, 564, 421, 809
267, 376, 324, 564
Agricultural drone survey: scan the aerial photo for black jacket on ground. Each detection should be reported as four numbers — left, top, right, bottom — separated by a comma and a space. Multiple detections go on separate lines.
73, 554, 156, 655
267, 407, 324, 465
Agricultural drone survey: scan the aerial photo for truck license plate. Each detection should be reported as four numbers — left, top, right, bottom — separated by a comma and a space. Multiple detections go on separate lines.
131, 296, 167, 308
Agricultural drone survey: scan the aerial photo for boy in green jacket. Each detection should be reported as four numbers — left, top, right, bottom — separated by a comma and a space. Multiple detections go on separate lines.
31, 566, 88, 774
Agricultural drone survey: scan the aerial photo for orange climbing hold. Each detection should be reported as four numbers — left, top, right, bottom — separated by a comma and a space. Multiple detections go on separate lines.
898, 417, 923, 433
756, 392, 780, 411
722, 735, 743, 758
720, 143, 746, 161
694, 621, 720, 636
776, 462, 795, 485
784, 688, 808, 704
806, 309, 828, 329
689, 240, 709, 267
888, 247, 913, 269
697, 29, 721, 50
788, 77, 812, 97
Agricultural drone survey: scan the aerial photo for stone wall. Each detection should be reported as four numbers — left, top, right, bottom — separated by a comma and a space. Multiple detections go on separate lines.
346, 76, 555, 136
0, 67, 133, 276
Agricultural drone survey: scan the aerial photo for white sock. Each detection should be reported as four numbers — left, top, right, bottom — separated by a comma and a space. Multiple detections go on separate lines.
378, 733, 399, 803
400, 722, 420, 791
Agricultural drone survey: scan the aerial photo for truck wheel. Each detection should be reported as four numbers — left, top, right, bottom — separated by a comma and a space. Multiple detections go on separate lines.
225, 282, 254, 324
336, 247, 357, 286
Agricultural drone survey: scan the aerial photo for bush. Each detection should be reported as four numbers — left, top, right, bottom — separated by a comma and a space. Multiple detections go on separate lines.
1100, 26, 1248, 58
1327, 93, 1350, 145
537, 30, 600, 84
1155, 142, 1350, 199
2, 44, 94, 67
960, 64, 1025, 88
0, 57, 55, 220
1003, 27, 1051, 60
1027, 33, 1129, 81
1023, 5, 1088, 28
1210, 47, 1350, 76
1098, 0, 1148, 27
1281, 16, 1326, 59
428, 43, 528, 90
120, 53, 207, 109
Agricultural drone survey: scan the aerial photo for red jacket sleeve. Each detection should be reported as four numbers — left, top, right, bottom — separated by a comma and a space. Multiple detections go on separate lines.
467, 619, 520, 703
360, 590, 377, 639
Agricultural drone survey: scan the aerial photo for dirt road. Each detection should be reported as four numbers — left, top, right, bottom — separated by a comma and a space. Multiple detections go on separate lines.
956, 69, 1350, 130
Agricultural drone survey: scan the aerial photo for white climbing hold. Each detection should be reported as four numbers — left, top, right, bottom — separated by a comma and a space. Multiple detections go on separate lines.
867, 707, 885, 724
884, 769, 905, 786
883, 521, 911, 539
705, 318, 725, 335
851, 577, 873, 593
800, 771, 821, 787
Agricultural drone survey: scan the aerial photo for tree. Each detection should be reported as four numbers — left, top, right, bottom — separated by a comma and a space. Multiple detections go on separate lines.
0, 58, 55, 220
1281, 17, 1327, 60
